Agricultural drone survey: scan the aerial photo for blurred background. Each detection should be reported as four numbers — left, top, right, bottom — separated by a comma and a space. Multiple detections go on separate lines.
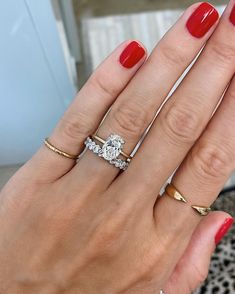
0, 1, 234, 293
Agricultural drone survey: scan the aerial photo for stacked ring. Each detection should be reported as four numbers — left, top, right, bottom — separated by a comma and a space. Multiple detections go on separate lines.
84, 134, 131, 170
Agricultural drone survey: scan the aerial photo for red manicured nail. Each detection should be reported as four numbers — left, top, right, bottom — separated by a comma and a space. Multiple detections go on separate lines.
186, 2, 219, 38
230, 4, 235, 26
215, 217, 234, 245
119, 41, 146, 68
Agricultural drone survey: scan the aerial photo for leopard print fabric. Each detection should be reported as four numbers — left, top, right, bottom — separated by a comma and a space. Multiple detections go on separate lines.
194, 191, 235, 294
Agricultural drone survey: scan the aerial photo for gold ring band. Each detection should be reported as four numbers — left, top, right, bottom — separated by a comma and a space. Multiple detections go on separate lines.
92, 134, 131, 161
44, 138, 78, 160
165, 183, 187, 203
165, 183, 212, 216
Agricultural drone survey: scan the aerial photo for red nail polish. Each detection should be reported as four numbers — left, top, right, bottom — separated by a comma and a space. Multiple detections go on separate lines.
215, 217, 234, 245
186, 2, 219, 38
119, 41, 146, 68
230, 4, 235, 26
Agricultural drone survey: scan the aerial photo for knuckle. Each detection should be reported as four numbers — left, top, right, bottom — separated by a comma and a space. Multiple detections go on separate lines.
190, 141, 232, 181
112, 101, 148, 137
158, 43, 188, 67
60, 111, 92, 141
90, 71, 119, 97
161, 104, 200, 145
209, 40, 235, 67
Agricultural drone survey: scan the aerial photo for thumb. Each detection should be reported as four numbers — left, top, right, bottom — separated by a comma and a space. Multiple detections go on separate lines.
163, 211, 234, 294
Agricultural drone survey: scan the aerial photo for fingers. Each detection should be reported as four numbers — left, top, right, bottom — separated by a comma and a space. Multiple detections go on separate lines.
72, 2, 219, 188
152, 71, 235, 283
156, 72, 235, 240
124, 1, 235, 198
163, 212, 234, 294
25, 41, 147, 182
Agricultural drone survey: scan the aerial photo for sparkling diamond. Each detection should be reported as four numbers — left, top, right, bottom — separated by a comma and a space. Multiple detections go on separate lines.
114, 161, 120, 168
93, 145, 100, 153
123, 163, 128, 170
102, 134, 124, 161
98, 149, 103, 157
120, 162, 126, 169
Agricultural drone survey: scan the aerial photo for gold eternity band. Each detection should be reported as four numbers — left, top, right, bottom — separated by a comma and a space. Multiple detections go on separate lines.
44, 138, 78, 160
92, 134, 131, 161
165, 183, 212, 216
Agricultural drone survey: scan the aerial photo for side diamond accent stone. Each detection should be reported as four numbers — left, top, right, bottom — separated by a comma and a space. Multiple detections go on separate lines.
93, 145, 100, 153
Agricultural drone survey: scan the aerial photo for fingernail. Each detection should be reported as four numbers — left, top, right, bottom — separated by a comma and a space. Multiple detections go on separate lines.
215, 217, 234, 245
229, 4, 235, 26
186, 2, 219, 38
119, 41, 146, 68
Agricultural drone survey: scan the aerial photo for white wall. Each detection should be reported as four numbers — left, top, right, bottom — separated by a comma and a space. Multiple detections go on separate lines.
0, 0, 76, 166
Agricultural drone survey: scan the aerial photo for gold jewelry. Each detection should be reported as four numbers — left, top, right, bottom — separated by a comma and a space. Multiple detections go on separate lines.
92, 134, 131, 161
165, 183, 211, 216
44, 138, 78, 160
191, 206, 212, 216
165, 183, 187, 203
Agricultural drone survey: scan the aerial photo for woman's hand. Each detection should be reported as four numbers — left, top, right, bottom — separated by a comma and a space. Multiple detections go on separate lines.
1, 2, 235, 293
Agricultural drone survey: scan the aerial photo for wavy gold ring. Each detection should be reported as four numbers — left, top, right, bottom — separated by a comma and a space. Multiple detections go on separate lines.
165, 183, 212, 216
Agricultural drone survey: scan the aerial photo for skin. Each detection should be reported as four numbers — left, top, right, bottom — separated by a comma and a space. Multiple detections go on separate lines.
0, 1, 235, 293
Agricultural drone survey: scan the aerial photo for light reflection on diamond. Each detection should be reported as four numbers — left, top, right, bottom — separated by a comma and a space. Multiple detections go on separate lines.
84, 135, 129, 170
102, 134, 124, 161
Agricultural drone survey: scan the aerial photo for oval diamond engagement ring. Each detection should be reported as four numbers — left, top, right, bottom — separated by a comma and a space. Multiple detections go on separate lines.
84, 134, 131, 170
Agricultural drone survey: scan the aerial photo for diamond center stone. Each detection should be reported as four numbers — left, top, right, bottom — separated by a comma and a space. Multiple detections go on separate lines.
102, 134, 124, 161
